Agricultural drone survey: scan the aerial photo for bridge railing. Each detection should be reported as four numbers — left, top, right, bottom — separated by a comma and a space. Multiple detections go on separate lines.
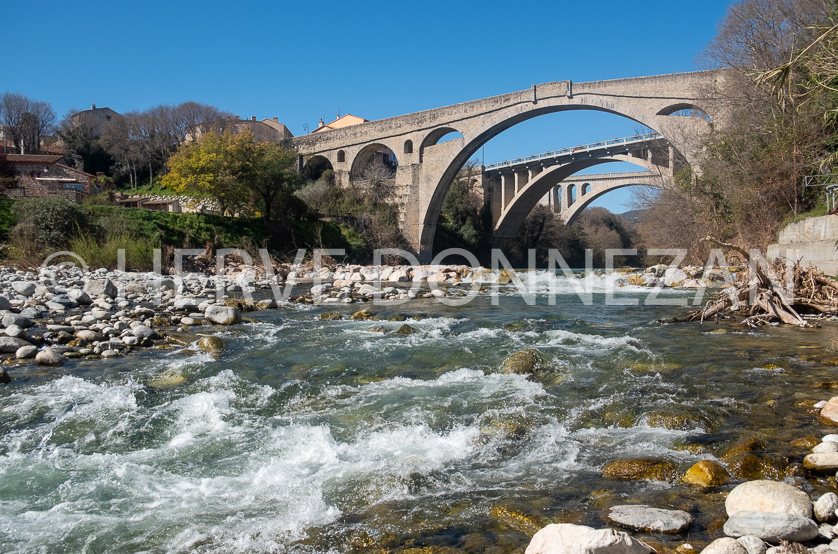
484, 132, 662, 170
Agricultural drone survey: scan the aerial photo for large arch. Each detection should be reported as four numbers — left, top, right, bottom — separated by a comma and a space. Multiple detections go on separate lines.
302, 155, 334, 181
350, 143, 398, 180
417, 99, 693, 257
419, 127, 463, 162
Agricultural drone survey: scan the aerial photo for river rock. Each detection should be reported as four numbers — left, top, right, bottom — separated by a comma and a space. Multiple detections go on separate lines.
35, 348, 64, 366
804, 453, 838, 472
320, 312, 342, 320
525, 523, 652, 554
395, 324, 417, 335
683, 459, 730, 488
602, 458, 678, 482
502, 349, 545, 375
173, 297, 200, 311
350, 309, 373, 321
67, 289, 92, 305
11, 281, 36, 297
204, 306, 241, 325
0, 296, 11, 311
84, 278, 117, 299
702, 538, 749, 554
663, 268, 688, 287
15, 345, 37, 359
131, 325, 158, 340
606, 504, 693, 533
820, 397, 838, 425
0, 336, 31, 353
737, 536, 767, 554
813, 441, 838, 453
723, 511, 818, 544
725, 480, 813, 518
814, 493, 838, 523
198, 336, 224, 353
4, 324, 24, 339
75, 330, 105, 342
2, 313, 31, 329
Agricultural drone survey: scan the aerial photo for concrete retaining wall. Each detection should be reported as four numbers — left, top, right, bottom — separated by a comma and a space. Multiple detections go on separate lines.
767, 215, 838, 275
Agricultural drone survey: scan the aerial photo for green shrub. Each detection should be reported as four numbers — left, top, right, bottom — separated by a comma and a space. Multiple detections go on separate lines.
10, 197, 86, 252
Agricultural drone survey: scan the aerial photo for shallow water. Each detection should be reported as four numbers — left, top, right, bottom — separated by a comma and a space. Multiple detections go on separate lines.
2, 272, 838, 552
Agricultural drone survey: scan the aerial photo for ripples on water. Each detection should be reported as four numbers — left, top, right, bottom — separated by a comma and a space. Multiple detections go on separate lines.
1, 271, 837, 552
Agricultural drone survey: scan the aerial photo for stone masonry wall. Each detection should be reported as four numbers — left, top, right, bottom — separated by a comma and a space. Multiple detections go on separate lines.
767, 215, 838, 275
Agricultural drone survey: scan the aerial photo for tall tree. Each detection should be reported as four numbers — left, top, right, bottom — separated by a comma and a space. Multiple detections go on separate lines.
0, 93, 55, 154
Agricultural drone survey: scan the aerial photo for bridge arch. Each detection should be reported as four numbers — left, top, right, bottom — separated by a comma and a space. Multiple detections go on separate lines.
350, 143, 398, 180
302, 155, 334, 180
657, 103, 712, 120
419, 127, 463, 162
492, 154, 665, 237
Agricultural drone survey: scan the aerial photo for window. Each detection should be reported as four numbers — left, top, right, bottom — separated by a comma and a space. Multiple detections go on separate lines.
404, 140, 413, 154
337, 150, 345, 163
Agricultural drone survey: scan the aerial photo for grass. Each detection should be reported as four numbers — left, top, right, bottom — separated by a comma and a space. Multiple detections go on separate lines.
781, 203, 829, 227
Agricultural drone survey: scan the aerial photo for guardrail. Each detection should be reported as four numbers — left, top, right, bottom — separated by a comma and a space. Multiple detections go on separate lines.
484, 132, 662, 170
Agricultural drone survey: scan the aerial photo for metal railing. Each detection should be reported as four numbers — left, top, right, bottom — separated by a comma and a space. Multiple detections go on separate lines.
484, 132, 663, 170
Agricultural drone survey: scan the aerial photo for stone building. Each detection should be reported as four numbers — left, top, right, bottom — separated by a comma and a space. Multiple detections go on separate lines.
70, 105, 122, 139
0, 154, 110, 200
311, 114, 368, 133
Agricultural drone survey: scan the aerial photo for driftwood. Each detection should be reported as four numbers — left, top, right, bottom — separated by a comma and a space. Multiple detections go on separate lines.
687, 237, 838, 328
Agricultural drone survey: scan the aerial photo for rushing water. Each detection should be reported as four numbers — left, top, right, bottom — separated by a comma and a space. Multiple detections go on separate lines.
2, 271, 838, 553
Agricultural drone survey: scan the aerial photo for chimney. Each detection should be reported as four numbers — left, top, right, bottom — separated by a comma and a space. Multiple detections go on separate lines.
91, 103, 96, 109
235, 115, 239, 119
273, 117, 278, 122
251, 116, 256, 121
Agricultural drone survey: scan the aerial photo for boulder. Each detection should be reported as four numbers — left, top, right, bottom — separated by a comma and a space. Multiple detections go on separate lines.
0, 296, 11, 310
682, 460, 730, 488
502, 349, 546, 375
0, 336, 31, 353
819, 397, 838, 425
204, 305, 242, 325
663, 268, 688, 287
11, 281, 36, 297
198, 336, 225, 353
804, 453, 838, 472
67, 289, 92, 305
4, 324, 24, 339
35, 348, 65, 366
320, 312, 343, 320
0, 368, 10, 384
525, 523, 651, 554
725, 480, 813, 519
701, 538, 749, 554
605, 504, 693, 533
350, 309, 373, 321
395, 324, 418, 335
814, 493, 838, 523
813, 441, 838, 453
15, 345, 37, 359
723, 511, 818, 544
173, 297, 201, 311
2, 313, 31, 329
736, 536, 767, 554
602, 458, 678, 482
84, 278, 118, 299
131, 325, 158, 340
75, 330, 105, 343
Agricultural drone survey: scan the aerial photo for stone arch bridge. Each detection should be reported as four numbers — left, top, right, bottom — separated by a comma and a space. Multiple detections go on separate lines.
292, 70, 726, 261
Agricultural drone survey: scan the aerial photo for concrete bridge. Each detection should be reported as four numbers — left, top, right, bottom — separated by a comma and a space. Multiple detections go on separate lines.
292, 70, 726, 261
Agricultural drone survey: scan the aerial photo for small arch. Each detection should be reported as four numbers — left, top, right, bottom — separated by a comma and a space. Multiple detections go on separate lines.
350, 143, 399, 181
419, 127, 464, 162
302, 155, 333, 181
337, 150, 346, 163
404, 140, 413, 154
567, 184, 577, 206
657, 103, 712, 121
582, 183, 591, 196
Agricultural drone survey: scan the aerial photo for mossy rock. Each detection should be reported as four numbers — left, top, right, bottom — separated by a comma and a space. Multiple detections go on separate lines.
818, 381, 838, 389
502, 320, 530, 333
166, 333, 196, 347
720, 437, 766, 461
148, 370, 186, 388
395, 324, 418, 335
603, 410, 635, 429
366, 326, 386, 333
319, 312, 343, 321
644, 411, 706, 431
152, 316, 171, 327
725, 452, 785, 480
822, 358, 838, 366
601, 457, 678, 482
397, 548, 464, 554
682, 460, 730, 488
198, 335, 225, 353
790, 436, 821, 450
350, 309, 373, 321
387, 315, 406, 322
489, 506, 543, 537
501, 349, 545, 375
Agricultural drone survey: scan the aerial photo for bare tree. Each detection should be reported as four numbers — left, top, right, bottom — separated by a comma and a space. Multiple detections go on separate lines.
0, 93, 55, 154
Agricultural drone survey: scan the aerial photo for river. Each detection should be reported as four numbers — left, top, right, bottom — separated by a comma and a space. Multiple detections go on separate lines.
1, 271, 836, 552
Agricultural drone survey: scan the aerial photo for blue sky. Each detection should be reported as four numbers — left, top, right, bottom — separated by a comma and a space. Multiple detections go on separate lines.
3, 0, 734, 213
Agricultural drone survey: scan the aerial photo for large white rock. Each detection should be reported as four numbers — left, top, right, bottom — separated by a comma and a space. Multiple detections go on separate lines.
35, 348, 65, 367
663, 268, 688, 287
814, 493, 838, 523
84, 278, 118, 299
11, 281, 36, 297
725, 480, 813, 519
701, 538, 749, 554
606, 504, 693, 533
804, 453, 838, 472
525, 523, 651, 554
0, 336, 30, 353
820, 397, 838, 425
204, 305, 242, 325
736, 535, 767, 554
723, 511, 818, 544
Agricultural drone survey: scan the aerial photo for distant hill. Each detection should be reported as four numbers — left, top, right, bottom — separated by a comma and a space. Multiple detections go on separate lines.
618, 209, 648, 226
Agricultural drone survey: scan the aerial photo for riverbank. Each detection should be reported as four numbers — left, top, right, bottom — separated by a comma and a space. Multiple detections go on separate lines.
3, 261, 838, 553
